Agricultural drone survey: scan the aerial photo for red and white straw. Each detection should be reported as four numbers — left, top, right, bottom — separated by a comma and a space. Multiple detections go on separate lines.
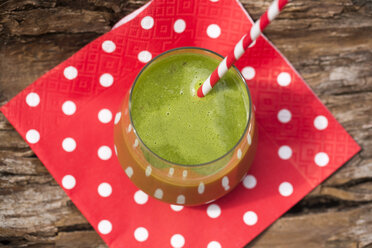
197, 0, 289, 97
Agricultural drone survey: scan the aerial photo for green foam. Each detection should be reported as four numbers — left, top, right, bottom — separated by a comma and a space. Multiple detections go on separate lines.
131, 51, 249, 165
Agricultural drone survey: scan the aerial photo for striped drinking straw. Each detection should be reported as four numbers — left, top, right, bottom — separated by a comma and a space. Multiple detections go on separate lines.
197, 0, 290, 97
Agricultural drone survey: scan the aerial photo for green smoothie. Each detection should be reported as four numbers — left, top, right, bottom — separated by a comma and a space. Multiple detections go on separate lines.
131, 51, 249, 165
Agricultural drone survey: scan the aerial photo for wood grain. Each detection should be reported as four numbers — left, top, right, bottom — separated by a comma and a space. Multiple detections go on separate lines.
1, 0, 371, 247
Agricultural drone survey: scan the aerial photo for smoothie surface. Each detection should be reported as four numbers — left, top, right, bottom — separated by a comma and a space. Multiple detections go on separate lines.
131, 51, 249, 165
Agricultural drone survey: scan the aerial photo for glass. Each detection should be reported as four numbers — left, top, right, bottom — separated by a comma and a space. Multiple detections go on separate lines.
114, 47, 257, 206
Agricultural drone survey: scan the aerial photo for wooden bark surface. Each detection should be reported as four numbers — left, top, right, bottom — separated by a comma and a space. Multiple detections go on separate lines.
0, 0, 371, 247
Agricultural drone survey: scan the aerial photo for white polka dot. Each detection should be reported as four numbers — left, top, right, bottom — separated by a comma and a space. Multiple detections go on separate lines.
222, 176, 229, 190
114, 145, 117, 155
206, 204, 221, 219
99, 73, 114, 87
247, 133, 252, 145
207, 241, 222, 248
62, 175, 76, 190
145, 165, 152, 177
277, 109, 291, 123
241, 66, 255, 80
98, 220, 112, 235
314, 115, 328, 130
176, 195, 185, 205
102, 40, 116, 53
198, 182, 205, 194
62, 137, 76, 152
154, 188, 163, 199
243, 211, 258, 226
125, 166, 133, 178
243, 175, 257, 189
314, 152, 329, 167
277, 72, 291, 86
279, 182, 293, 197
63, 66, 78, 80
171, 234, 185, 248
207, 24, 221, 39
141, 16, 154, 30
26, 92, 40, 107
98, 109, 112, 124
237, 149, 242, 159
133, 139, 139, 148
26, 129, 40, 144
138, 51, 152, 63
98, 182, 112, 197
174, 19, 186, 33
62, 101, 76, 115
134, 227, 148, 242
98, 146, 112, 160
114, 112, 121, 124
134, 190, 148, 205
278, 145, 292, 160
170, 205, 184, 212
127, 124, 132, 133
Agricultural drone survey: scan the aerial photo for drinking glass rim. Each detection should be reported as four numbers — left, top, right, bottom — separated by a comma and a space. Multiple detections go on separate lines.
128, 46, 253, 167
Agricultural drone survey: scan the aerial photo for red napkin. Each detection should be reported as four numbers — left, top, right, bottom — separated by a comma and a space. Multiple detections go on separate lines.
1, 0, 360, 247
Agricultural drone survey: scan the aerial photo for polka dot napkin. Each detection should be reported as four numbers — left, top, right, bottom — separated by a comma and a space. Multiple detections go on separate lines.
1, 0, 360, 247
